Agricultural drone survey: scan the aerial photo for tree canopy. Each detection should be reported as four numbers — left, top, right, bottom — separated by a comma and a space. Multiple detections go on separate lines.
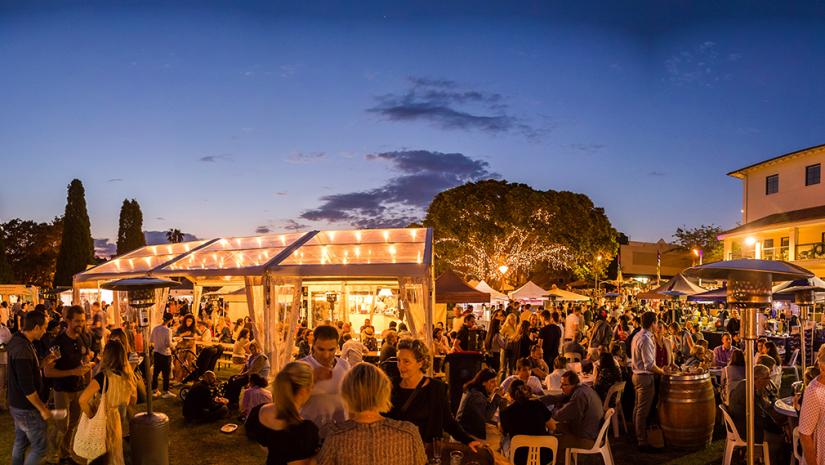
0, 226, 15, 283
673, 224, 723, 262
424, 180, 617, 285
166, 228, 184, 243
54, 179, 94, 286
3, 218, 64, 287
116, 199, 146, 255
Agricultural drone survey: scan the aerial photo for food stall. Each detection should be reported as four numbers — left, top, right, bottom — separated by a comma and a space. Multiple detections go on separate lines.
72, 227, 435, 374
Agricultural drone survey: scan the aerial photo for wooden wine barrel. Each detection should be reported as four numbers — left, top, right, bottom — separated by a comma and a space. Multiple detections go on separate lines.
658, 372, 716, 449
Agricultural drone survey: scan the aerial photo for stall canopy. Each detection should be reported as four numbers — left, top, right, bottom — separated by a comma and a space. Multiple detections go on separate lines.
73, 227, 434, 375
509, 281, 548, 302
435, 270, 490, 303
637, 273, 706, 300
687, 286, 728, 303
772, 277, 825, 301
545, 285, 590, 302
474, 280, 509, 304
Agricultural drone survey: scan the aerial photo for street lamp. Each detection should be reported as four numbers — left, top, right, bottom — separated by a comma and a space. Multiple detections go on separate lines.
594, 255, 603, 291
498, 264, 509, 275
101, 277, 178, 465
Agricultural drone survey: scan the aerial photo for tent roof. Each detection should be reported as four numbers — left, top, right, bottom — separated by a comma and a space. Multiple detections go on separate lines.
435, 270, 490, 303
75, 227, 432, 286
545, 285, 590, 302
687, 286, 727, 302
475, 280, 509, 302
509, 281, 548, 301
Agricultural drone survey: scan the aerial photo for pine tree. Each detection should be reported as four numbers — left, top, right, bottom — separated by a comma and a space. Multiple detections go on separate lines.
0, 228, 15, 283
116, 199, 146, 255
54, 179, 94, 286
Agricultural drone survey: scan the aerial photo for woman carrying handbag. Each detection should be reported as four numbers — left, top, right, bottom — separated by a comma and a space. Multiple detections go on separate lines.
76, 340, 138, 465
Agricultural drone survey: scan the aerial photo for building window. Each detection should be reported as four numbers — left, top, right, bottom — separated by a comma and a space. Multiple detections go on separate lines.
806, 164, 821, 186
766, 174, 779, 195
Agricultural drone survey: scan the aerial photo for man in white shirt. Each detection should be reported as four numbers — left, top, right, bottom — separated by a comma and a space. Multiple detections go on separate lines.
564, 306, 582, 341
301, 325, 351, 429
150, 314, 176, 398
501, 357, 544, 396
630, 311, 666, 452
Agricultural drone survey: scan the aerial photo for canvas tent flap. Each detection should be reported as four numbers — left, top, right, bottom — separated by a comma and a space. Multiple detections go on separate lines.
509, 281, 548, 301
545, 285, 590, 302
435, 270, 490, 303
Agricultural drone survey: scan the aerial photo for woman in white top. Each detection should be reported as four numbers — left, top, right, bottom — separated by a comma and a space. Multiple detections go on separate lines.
499, 313, 518, 377
544, 355, 567, 391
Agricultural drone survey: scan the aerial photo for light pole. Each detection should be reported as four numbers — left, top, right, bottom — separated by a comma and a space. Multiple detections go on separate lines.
498, 264, 509, 291
693, 248, 703, 286
594, 255, 603, 293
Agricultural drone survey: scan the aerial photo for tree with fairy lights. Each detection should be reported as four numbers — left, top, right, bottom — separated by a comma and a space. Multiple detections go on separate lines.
424, 180, 617, 287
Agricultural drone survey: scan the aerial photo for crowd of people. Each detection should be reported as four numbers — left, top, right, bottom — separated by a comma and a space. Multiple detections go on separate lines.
3, 296, 825, 465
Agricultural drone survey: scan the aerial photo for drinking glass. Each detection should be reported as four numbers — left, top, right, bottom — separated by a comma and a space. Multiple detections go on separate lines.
430, 439, 442, 465
449, 450, 463, 465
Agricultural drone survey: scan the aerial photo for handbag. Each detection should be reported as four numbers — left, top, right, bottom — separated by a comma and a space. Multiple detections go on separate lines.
73, 375, 109, 460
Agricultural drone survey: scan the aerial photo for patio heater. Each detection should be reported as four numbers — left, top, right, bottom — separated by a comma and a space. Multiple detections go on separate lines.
776, 278, 825, 387
684, 259, 812, 465
102, 277, 178, 465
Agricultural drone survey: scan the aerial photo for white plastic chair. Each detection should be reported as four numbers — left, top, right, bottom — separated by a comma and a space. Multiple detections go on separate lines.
602, 382, 627, 438
510, 435, 559, 465
565, 408, 614, 465
792, 427, 807, 465
564, 352, 582, 363
718, 404, 770, 465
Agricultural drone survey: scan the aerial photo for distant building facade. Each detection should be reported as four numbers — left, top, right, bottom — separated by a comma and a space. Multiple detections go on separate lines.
619, 240, 693, 282
719, 144, 825, 276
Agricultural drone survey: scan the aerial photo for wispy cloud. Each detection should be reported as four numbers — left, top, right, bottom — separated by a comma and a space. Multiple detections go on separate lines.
368, 77, 547, 140
273, 191, 289, 196
565, 143, 605, 156
648, 171, 667, 177
286, 152, 326, 165
282, 219, 308, 231
199, 154, 233, 163
107, 178, 123, 183
255, 226, 271, 234
155, 217, 166, 221
664, 41, 741, 87
301, 150, 498, 228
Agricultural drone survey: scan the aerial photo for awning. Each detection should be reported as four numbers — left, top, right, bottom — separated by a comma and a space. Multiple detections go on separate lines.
435, 270, 491, 304
544, 285, 590, 302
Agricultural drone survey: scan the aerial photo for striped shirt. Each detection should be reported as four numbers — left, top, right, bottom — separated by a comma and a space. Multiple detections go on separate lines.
631, 329, 657, 374
318, 418, 426, 465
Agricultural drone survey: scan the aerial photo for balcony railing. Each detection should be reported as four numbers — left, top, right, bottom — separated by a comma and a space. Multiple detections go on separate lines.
795, 242, 825, 260
726, 243, 825, 261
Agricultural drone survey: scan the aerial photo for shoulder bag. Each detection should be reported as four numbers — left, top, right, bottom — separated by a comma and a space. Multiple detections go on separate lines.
73, 375, 109, 460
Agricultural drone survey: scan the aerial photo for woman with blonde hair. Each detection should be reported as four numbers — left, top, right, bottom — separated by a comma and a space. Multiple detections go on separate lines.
245, 361, 319, 465
77, 340, 137, 465
318, 363, 426, 465
500, 313, 518, 376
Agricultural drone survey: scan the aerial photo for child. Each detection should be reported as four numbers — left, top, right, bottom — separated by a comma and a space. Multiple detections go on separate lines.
240, 373, 271, 421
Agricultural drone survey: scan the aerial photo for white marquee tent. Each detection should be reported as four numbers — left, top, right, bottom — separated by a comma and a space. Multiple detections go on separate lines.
73, 227, 435, 374
508, 281, 548, 302
474, 280, 509, 304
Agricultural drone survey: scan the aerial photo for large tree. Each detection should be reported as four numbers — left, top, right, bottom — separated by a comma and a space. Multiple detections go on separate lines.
2, 218, 63, 286
673, 224, 723, 262
0, 227, 15, 283
116, 199, 146, 255
54, 179, 94, 286
424, 180, 617, 285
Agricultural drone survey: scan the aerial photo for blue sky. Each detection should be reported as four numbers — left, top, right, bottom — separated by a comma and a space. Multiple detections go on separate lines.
2, 1, 825, 252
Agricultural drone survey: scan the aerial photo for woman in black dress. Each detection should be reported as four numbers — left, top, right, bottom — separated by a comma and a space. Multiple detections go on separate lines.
387, 338, 482, 450
245, 362, 319, 465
